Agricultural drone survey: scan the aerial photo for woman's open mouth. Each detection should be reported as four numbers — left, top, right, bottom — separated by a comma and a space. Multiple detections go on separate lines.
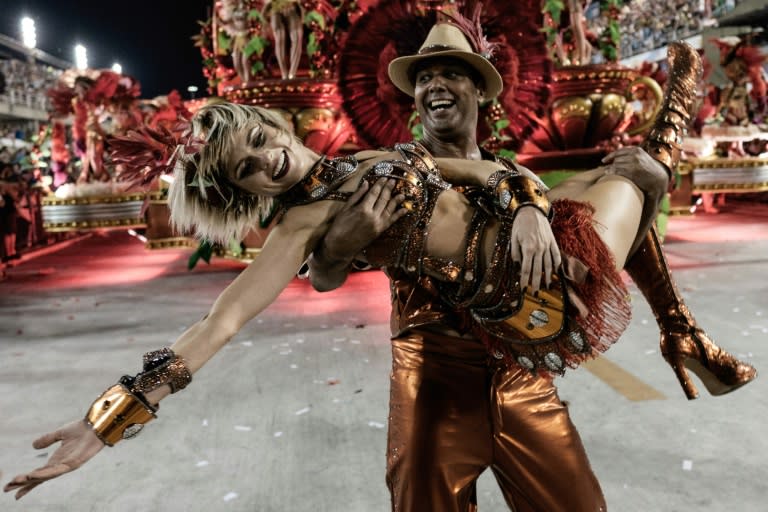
273, 150, 289, 180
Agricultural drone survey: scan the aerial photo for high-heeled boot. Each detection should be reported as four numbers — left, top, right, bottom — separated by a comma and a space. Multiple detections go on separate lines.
625, 228, 757, 399
628, 42, 756, 399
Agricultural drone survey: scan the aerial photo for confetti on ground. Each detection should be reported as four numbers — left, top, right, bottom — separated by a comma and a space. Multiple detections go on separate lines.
289, 364, 298, 369
257, 318, 264, 323
202, 419, 209, 427
350, 339, 361, 344
682, 460, 693, 471
320, 324, 329, 329
327, 378, 340, 385
223, 492, 239, 502
274, 431, 283, 437
354, 389, 363, 394
733, 307, 741, 313
284, 323, 294, 328
234, 425, 253, 432
281, 342, 290, 347
241, 341, 253, 347
355, 324, 366, 329
640, 319, 649, 325
368, 421, 385, 429
333, 337, 346, 343
757, 311, 763, 316
196, 460, 209, 467
279, 349, 293, 355
690, 428, 697, 433
67, 315, 75, 320
295, 406, 311, 415
644, 349, 656, 355
296, 338, 305, 344
332, 347, 342, 352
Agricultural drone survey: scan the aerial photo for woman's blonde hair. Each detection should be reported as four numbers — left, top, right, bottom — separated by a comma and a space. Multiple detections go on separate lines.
168, 102, 293, 243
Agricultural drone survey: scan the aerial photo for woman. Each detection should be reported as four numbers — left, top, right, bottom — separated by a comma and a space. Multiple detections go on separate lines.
5, 90, 667, 498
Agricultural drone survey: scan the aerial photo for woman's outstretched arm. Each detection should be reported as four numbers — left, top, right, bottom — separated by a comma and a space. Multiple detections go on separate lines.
3, 201, 335, 500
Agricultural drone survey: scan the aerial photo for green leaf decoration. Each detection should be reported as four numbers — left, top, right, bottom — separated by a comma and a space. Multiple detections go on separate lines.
304, 10, 326, 29
494, 118, 510, 131
498, 149, 517, 160
307, 32, 319, 56
243, 36, 268, 59
251, 61, 265, 75
228, 238, 243, 257
188, 240, 214, 270
411, 123, 423, 140
543, 0, 565, 23
248, 9, 265, 22
217, 31, 232, 52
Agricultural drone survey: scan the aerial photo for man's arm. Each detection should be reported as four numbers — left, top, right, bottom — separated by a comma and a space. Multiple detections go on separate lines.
308, 178, 407, 292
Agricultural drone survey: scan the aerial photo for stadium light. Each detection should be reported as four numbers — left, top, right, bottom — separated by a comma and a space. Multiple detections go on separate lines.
187, 85, 199, 99
111, 62, 123, 74
74, 44, 88, 69
21, 17, 37, 49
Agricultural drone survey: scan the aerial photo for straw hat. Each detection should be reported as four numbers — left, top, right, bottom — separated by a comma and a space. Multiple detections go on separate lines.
387, 23, 503, 100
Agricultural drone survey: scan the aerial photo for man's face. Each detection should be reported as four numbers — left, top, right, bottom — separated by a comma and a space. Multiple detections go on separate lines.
413, 58, 482, 142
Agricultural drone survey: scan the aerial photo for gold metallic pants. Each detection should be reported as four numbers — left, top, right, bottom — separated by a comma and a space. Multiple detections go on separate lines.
386, 330, 606, 512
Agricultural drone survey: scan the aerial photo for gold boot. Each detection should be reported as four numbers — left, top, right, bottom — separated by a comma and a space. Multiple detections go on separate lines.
625, 228, 757, 399
628, 42, 756, 399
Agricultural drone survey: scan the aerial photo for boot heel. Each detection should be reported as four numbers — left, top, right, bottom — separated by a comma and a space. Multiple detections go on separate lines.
665, 355, 700, 400
683, 358, 732, 397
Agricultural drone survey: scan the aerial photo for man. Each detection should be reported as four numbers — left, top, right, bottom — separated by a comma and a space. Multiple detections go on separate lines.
307, 21, 754, 512
309, 22, 631, 511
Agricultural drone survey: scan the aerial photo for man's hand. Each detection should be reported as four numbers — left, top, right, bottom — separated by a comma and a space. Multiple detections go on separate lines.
309, 178, 407, 291
510, 207, 561, 293
602, 146, 669, 203
4, 420, 104, 500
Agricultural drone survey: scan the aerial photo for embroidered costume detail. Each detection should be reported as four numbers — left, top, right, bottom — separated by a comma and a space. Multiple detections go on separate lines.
277, 155, 360, 209
363, 142, 452, 274
276, 141, 630, 376
470, 199, 632, 377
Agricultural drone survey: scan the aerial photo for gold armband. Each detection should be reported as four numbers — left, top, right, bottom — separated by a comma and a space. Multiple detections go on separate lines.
85, 383, 157, 446
487, 171, 552, 220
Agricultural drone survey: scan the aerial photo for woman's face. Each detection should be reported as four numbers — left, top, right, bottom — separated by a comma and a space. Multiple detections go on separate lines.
226, 120, 318, 196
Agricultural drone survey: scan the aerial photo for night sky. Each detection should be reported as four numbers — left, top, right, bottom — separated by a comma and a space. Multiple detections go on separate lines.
1, 0, 212, 98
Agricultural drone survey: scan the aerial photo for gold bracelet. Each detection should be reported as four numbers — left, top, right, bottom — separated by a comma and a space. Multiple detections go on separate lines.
487, 171, 552, 220
85, 383, 157, 446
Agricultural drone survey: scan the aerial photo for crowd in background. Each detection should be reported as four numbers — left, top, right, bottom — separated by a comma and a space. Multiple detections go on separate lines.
584, 0, 750, 60
0, 58, 61, 112
0, 144, 48, 263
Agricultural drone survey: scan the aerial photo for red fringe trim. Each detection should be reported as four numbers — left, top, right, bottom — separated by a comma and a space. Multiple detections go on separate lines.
472, 199, 632, 377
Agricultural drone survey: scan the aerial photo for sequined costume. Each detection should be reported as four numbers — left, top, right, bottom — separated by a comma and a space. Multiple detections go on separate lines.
280, 141, 631, 376
279, 143, 613, 511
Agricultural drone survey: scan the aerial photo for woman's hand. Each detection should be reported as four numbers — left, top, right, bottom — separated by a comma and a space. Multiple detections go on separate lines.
510, 207, 561, 293
3, 420, 104, 500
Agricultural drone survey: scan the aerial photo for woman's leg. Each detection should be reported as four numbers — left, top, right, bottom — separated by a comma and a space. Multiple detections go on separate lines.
287, 9, 303, 79
563, 174, 643, 270
271, 14, 288, 79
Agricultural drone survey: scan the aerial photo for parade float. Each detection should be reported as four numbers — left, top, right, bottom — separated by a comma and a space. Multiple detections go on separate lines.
42, 69, 147, 232
39, 0, 766, 260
